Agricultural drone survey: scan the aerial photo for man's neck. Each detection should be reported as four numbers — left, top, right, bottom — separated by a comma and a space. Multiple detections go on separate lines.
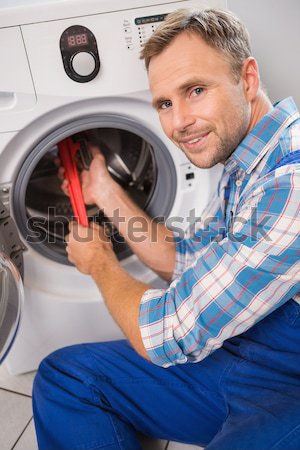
246, 90, 273, 134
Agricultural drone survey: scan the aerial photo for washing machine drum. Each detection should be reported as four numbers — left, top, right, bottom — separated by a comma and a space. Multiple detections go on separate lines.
0, 201, 24, 363
17, 125, 176, 265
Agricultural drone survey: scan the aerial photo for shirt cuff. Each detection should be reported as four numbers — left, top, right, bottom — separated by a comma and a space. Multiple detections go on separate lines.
138, 287, 189, 368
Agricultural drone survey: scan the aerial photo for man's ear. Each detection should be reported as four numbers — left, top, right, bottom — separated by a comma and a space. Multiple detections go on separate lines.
241, 57, 260, 102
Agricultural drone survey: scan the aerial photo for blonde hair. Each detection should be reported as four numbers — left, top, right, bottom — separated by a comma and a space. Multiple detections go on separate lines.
140, 8, 252, 82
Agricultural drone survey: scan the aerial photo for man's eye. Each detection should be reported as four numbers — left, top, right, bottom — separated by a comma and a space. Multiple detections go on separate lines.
191, 87, 203, 96
160, 100, 172, 110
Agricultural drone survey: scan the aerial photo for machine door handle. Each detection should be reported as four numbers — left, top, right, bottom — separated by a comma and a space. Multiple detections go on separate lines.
0, 91, 16, 110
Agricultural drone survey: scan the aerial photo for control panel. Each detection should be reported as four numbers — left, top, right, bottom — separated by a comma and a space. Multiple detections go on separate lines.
60, 25, 100, 83
123, 13, 167, 51
20, 0, 226, 94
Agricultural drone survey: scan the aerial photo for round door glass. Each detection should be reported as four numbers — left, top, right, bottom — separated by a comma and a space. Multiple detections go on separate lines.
0, 253, 24, 363
14, 120, 176, 265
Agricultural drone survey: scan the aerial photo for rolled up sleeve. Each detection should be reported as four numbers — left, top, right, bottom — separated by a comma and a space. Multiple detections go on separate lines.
139, 171, 300, 367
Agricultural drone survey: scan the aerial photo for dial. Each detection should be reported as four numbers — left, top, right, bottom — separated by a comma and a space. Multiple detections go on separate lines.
60, 25, 100, 83
71, 52, 96, 77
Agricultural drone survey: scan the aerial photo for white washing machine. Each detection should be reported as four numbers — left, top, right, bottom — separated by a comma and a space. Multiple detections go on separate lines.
0, 0, 226, 374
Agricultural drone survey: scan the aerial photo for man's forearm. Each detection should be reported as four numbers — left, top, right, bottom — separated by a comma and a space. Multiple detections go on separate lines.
96, 184, 176, 281
90, 259, 151, 360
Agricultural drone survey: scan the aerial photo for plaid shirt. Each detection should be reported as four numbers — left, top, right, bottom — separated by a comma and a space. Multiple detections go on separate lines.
139, 97, 300, 368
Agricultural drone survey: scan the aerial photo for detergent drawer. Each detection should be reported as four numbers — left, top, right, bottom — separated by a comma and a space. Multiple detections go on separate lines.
0, 26, 36, 132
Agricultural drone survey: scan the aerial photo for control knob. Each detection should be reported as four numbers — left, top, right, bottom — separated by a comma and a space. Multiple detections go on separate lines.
71, 51, 96, 77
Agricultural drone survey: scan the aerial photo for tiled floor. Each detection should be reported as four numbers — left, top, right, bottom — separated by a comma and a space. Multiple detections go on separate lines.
0, 363, 202, 450
0, 364, 37, 450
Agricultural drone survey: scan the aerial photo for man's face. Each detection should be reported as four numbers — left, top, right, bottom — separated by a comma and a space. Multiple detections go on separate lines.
148, 32, 251, 168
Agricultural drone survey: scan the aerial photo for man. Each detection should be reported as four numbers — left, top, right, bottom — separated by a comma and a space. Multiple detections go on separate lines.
33, 9, 300, 450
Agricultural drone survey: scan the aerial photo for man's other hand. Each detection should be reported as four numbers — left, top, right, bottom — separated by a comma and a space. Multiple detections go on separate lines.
65, 221, 117, 275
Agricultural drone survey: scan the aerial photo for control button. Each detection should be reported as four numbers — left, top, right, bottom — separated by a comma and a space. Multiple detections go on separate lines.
124, 27, 132, 34
127, 44, 134, 50
235, 180, 242, 187
185, 172, 195, 180
71, 52, 96, 77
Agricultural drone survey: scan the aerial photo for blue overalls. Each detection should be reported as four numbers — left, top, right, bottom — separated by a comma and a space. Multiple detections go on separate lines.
32, 152, 300, 450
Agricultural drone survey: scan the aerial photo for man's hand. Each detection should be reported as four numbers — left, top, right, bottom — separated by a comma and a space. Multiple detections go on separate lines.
79, 146, 119, 206
58, 140, 175, 281
65, 221, 117, 275
58, 144, 121, 208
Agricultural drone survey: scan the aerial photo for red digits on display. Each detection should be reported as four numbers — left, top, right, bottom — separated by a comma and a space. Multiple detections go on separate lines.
75, 34, 88, 45
68, 36, 76, 47
82, 34, 88, 45
68, 34, 88, 47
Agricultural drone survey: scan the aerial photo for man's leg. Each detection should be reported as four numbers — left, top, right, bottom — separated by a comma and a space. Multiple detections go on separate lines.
32, 339, 233, 450
207, 299, 300, 450
207, 388, 300, 450
33, 299, 300, 450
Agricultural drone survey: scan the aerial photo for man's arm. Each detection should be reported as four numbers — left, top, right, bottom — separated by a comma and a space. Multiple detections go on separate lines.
66, 221, 150, 359
96, 180, 176, 281
139, 171, 300, 367
62, 148, 176, 281
90, 259, 151, 359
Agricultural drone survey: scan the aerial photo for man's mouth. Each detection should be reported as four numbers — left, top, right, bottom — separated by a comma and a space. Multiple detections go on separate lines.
179, 132, 210, 151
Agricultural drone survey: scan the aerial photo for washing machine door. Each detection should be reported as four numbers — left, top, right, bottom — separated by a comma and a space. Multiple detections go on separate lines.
0, 200, 24, 364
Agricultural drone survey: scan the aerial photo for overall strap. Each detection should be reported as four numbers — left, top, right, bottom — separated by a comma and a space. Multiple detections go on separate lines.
224, 150, 300, 224
269, 149, 300, 173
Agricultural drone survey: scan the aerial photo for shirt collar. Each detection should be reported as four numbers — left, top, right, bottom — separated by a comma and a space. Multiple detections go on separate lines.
224, 97, 300, 175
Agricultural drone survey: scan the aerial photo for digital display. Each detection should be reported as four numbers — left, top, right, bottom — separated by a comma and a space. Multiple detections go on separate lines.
67, 33, 88, 47
135, 14, 167, 26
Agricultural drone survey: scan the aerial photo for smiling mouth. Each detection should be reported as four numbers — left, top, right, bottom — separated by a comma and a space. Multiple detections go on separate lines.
179, 132, 210, 151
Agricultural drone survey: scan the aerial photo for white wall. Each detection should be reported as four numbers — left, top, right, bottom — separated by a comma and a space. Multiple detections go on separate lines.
227, 0, 300, 108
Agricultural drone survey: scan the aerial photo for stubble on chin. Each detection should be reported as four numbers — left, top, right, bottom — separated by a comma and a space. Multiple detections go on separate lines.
174, 112, 249, 168
176, 134, 230, 168
211, 115, 250, 166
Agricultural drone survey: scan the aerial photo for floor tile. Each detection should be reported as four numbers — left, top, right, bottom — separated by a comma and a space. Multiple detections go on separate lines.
13, 418, 38, 450
0, 389, 33, 450
167, 442, 204, 450
0, 363, 36, 396
138, 433, 168, 450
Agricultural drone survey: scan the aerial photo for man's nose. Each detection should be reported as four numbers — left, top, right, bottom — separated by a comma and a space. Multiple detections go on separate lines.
172, 102, 196, 132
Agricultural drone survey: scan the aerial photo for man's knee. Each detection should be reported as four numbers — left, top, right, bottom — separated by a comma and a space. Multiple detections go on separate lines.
33, 347, 65, 400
